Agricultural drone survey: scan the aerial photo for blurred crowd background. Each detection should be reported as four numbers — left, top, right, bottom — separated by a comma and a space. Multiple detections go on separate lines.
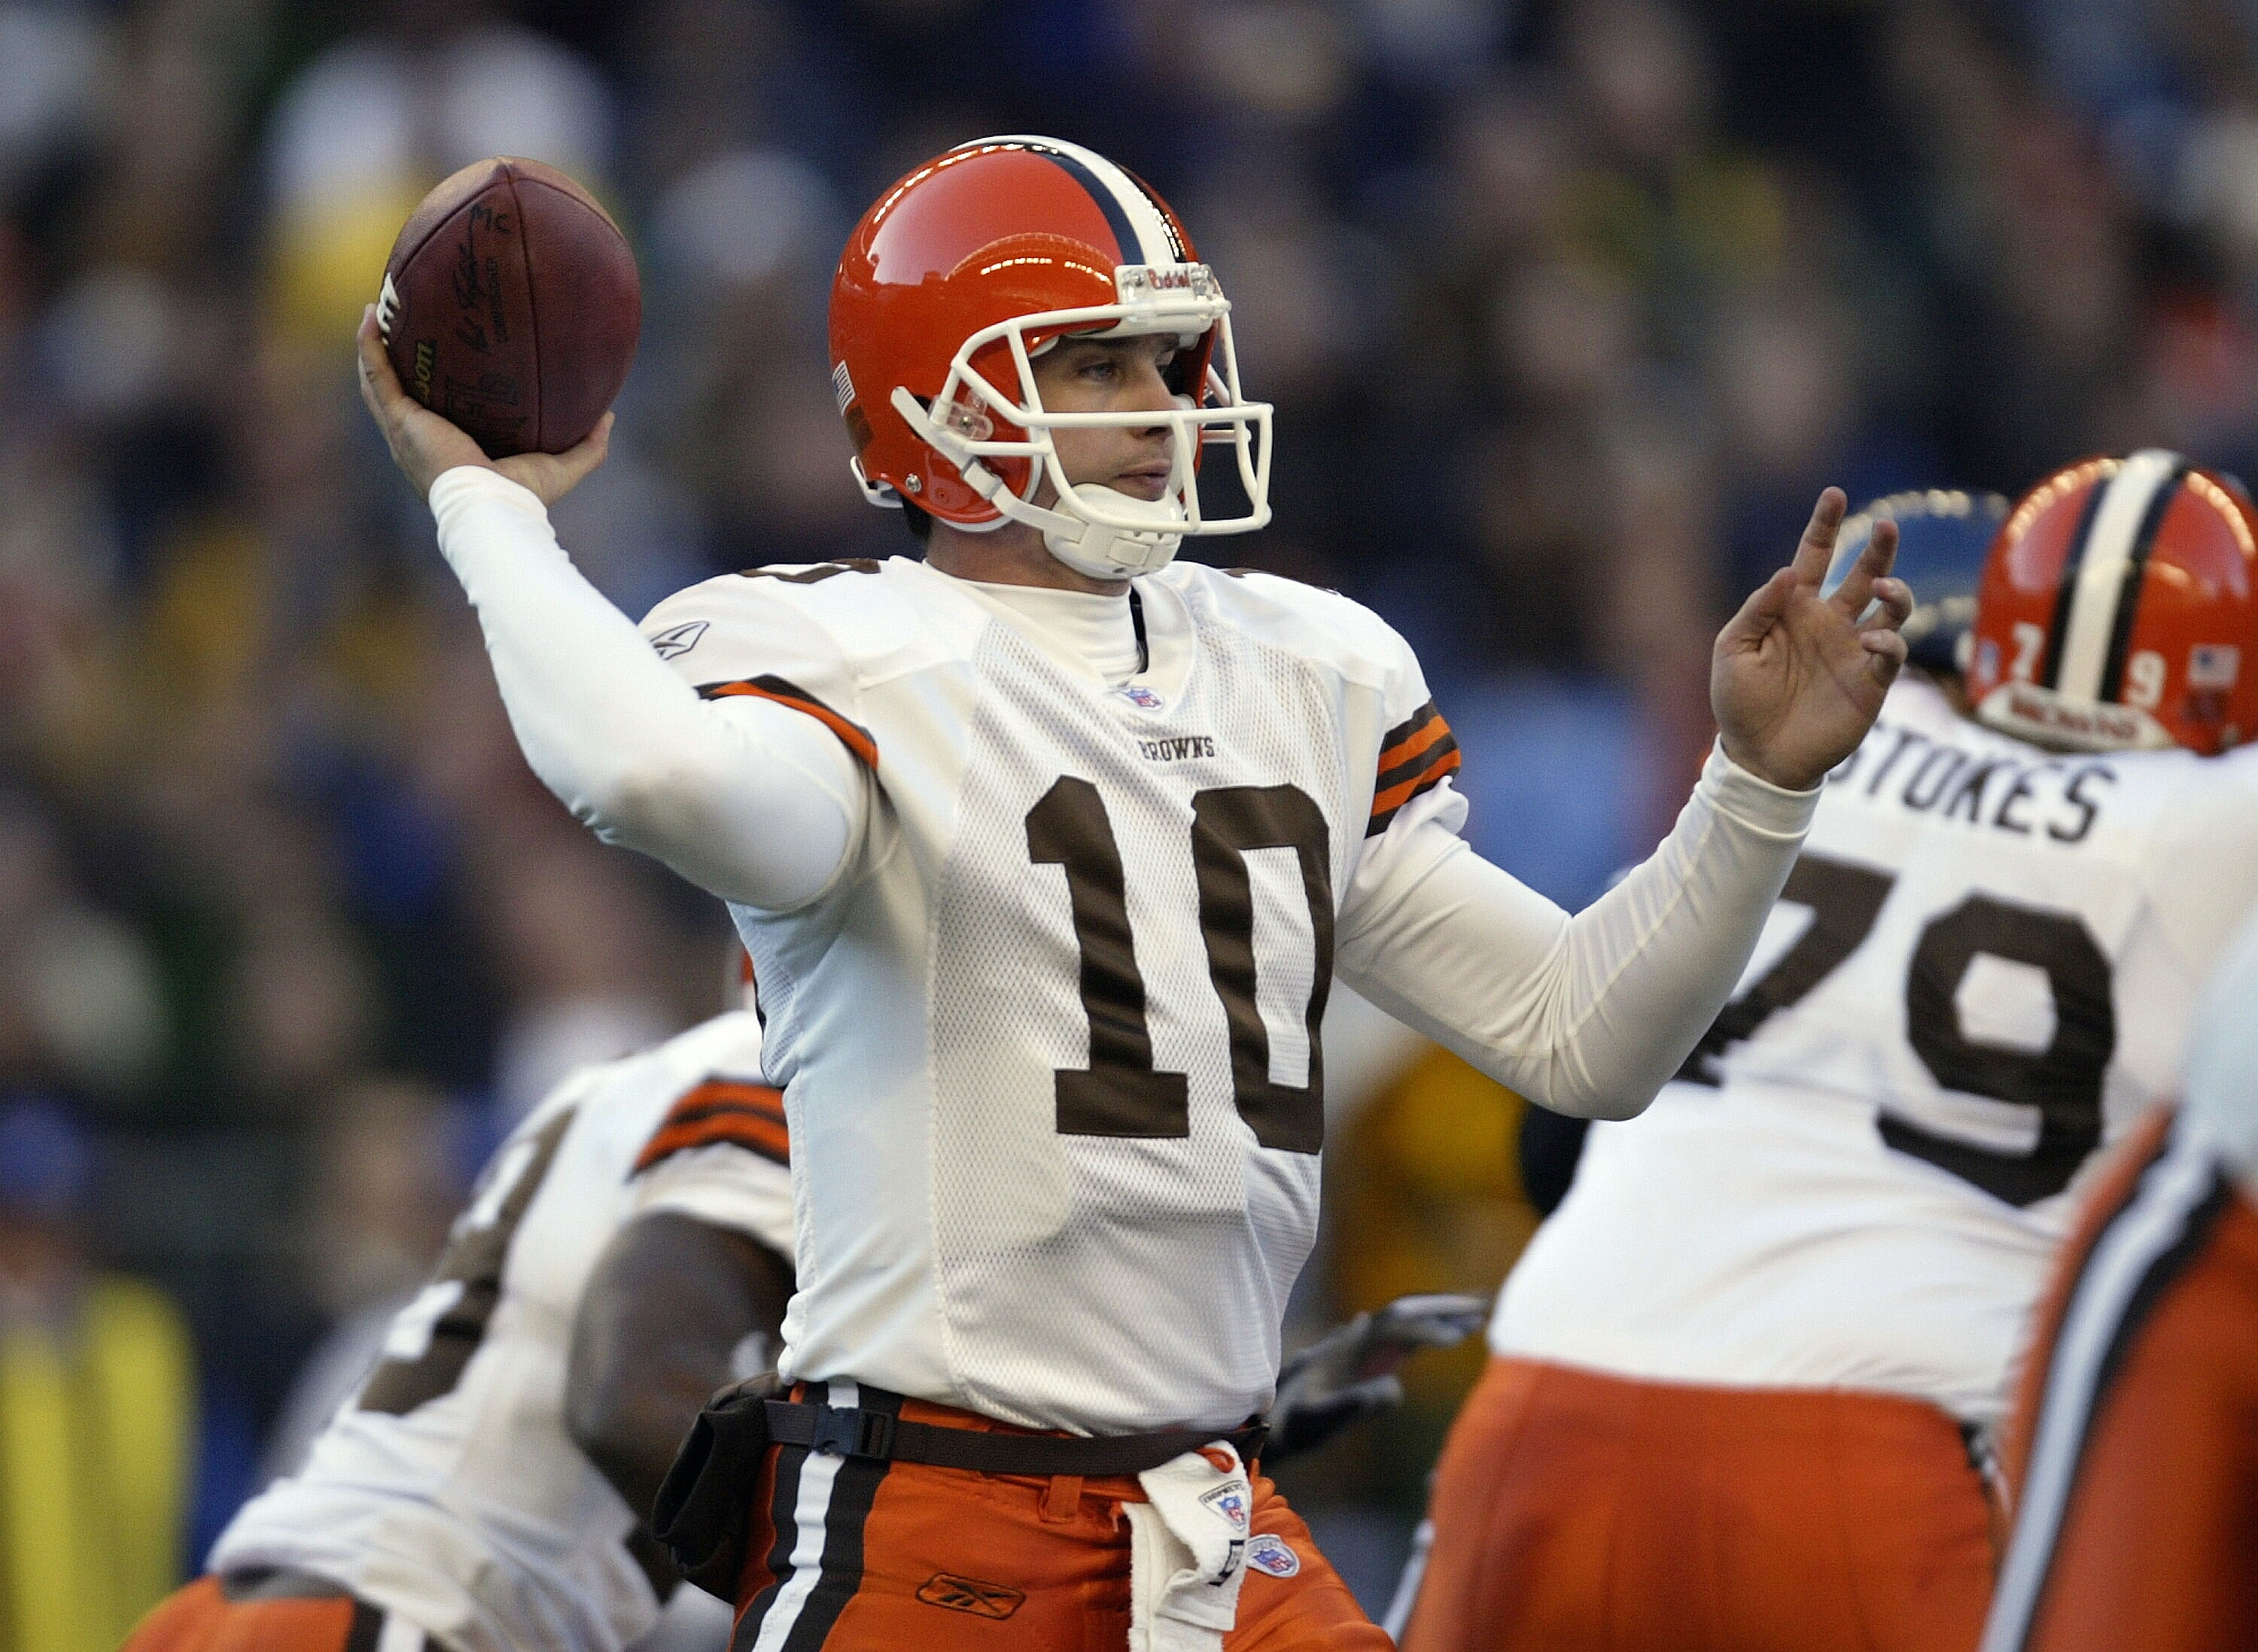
8, 0, 2258, 1636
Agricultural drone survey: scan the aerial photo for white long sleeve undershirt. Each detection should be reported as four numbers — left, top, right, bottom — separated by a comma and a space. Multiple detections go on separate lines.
431, 467, 864, 910
431, 464, 1818, 1121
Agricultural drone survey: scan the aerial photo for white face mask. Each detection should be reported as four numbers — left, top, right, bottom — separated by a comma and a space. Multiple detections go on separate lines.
882, 262, 1275, 579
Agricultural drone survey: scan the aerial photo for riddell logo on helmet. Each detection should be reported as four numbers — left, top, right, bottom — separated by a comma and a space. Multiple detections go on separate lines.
1998, 684, 2150, 747
1115, 263, 1220, 304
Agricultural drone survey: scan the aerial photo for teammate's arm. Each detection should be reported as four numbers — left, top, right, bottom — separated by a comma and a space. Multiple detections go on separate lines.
564, 1213, 793, 1533
357, 312, 865, 911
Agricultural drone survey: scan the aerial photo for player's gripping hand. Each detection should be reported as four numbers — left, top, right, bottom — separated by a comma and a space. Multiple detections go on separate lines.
1266, 1293, 1490, 1462
1712, 488, 1912, 791
355, 306, 611, 507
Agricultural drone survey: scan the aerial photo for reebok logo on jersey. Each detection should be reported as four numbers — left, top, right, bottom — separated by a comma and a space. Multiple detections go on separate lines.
915, 1574, 1025, 1619
649, 619, 709, 660
1246, 1534, 1300, 1577
1137, 735, 1216, 762
1200, 1480, 1251, 1532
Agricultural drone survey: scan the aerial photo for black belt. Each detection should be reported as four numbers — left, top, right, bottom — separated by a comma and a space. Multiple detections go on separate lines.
222, 1568, 352, 1603
763, 1398, 1268, 1479
653, 1374, 1267, 1599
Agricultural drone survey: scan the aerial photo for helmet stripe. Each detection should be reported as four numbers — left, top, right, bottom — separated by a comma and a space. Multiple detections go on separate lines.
2049, 450, 2183, 702
1024, 145, 1140, 263
2040, 476, 2113, 690
1121, 171, 1189, 263
2095, 458, 2190, 703
985, 135, 1176, 267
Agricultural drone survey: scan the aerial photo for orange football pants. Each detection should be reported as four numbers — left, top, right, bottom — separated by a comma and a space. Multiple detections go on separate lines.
1401, 1356, 1995, 1652
120, 1574, 428, 1652
1988, 1111, 2258, 1652
732, 1389, 1386, 1651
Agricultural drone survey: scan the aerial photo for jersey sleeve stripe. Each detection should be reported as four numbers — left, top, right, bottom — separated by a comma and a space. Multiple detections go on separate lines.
1369, 701, 1461, 838
659, 1094, 787, 1128
1376, 723, 1459, 794
664, 1078, 787, 1118
634, 1077, 791, 1173
1367, 742, 1461, 837
698, 675, 878, 770
1377, 701, 1443, 763
635, 1114, 790, 1172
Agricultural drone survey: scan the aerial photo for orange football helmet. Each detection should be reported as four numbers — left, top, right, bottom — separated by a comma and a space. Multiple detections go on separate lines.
829, 135, 1272, 579
1967, 449, 2258, 754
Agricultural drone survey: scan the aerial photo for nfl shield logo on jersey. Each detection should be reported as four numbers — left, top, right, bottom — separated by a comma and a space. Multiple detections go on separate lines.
1246, 1534, 1300, 1577
1118, 683, 1164, 709
1200, 1480, 1252, 1532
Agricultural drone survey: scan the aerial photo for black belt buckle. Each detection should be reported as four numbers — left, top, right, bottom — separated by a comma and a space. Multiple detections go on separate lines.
811, 1404, 894, 1459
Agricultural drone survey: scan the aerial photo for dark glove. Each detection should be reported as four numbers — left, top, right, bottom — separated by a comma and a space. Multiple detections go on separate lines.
1265, 1292, 1490, 1461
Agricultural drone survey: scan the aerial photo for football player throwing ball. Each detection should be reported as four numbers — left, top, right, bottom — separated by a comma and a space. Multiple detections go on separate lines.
356, 135, 1907, 1650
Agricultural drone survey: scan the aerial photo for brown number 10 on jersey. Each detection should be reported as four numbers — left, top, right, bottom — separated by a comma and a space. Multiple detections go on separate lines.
1026, 777, 1334, 1155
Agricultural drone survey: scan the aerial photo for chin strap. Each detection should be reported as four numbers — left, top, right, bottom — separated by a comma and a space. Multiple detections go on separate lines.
891, 387, 1194, 577
1044, 482, 1186, 579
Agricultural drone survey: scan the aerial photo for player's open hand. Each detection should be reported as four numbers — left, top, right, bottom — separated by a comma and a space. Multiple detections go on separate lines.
356, 306, 610, 508
1711, 488, 1911, 792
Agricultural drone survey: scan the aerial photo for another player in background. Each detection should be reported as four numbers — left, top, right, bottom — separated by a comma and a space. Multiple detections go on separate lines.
1401, 458, 2258, 1652
120, 985, 796, 1652
1980, 908, 2258, 1652
356, 133, 1907, 1650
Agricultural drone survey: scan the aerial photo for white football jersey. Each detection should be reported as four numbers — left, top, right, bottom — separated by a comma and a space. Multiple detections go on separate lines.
637, 555, 1464, 1435
211, 1012, 794, 1652
1495, 676, 2258, 1423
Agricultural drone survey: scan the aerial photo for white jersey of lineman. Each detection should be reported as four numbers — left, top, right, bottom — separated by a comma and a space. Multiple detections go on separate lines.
637, 555, 1464, 1436
1496, 675, 2258, 1424
211, 1012, 794, 1652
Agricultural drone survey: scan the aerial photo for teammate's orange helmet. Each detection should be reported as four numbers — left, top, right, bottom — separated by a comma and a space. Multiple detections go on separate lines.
828, 135, 1272, 578
1967, 449, 2258, 754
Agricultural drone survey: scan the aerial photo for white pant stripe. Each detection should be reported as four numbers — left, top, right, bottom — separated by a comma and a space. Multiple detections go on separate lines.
1980, 1132, 2218, 1652
748, 1378, 857, 1652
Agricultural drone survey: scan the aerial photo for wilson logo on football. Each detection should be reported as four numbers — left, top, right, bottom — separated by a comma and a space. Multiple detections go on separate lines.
914, 1574, 1025, 1619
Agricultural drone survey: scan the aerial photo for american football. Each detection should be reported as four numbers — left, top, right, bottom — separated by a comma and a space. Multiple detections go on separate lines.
376, 155, 639, 458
